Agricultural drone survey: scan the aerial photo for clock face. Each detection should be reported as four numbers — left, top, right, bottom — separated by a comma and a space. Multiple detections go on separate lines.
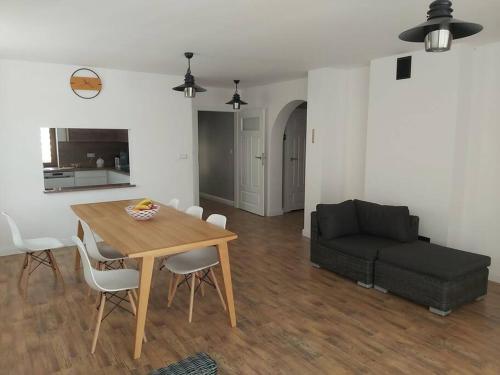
70, 68, 102, 99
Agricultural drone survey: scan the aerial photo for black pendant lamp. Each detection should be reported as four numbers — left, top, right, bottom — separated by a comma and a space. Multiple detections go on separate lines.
399, 1, 483, 52
173, 52, 207, 98
226, 80, 247, 110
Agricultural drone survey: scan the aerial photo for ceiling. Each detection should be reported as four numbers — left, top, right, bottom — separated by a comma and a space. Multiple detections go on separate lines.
1, 0, 499, 88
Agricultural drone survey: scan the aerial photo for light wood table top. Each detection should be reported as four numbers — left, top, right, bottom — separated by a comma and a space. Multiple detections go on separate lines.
71, 199, 238, 359
72, 199, 237, 258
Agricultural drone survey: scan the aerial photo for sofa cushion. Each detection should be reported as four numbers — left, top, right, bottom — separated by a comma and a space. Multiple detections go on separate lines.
354, 200, 411, 242
378, 241, 491, 280
317, 201, 359, 240
319, 234, 400, 261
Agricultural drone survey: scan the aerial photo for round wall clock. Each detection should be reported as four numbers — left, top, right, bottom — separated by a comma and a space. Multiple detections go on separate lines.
70, 68, 102, 99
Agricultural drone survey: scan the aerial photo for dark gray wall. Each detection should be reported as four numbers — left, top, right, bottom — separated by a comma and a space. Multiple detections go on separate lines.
198, 111, 235, 202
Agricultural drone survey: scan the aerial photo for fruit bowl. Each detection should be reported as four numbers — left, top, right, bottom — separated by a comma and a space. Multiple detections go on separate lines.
125, 204, 160, 221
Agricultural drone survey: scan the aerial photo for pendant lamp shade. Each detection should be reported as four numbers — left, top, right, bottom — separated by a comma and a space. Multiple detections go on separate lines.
399, 1, 483, 52
226, 80, 247, 110
172, 52, 207, 97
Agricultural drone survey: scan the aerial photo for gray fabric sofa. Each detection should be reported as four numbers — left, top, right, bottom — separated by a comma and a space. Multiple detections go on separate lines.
310, 199, 419, 287
310, 199, 491, 315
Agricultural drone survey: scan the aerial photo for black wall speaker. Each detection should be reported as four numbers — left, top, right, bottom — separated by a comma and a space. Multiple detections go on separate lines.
397, 56, 412, 80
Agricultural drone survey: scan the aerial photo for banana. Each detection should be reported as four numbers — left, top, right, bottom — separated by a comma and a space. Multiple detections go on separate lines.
134, 198, 154, 211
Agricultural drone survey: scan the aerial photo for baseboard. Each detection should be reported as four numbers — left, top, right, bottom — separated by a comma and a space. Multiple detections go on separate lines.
199, 192, 234, 207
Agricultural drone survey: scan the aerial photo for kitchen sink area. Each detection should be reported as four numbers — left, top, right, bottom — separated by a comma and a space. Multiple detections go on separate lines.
41, 128, 134, 192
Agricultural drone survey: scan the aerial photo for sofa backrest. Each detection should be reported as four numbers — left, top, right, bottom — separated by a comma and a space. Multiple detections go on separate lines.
316, 200, 359, 240
313, 200, 419, 243
354, 200, 413, 242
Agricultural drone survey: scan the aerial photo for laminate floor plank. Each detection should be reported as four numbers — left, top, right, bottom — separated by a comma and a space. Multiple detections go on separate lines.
0, 199, 499, 374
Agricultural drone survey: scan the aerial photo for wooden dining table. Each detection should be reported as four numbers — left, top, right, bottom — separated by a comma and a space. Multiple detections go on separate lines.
71, 199, 238, 359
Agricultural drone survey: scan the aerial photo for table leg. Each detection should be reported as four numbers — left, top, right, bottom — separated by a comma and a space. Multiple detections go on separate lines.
133, 256, 154, 359
74, 220, 83, 270
216, 241, 236, 327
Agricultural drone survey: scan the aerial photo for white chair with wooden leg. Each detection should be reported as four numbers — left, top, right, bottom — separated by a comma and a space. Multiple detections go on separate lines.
167, 198, 180, 210
72, 236, 146, 354
79, 219, 131, 296
185, 205, 203, 219
158, 205, 204, 272
2, 212, 65, 298
80, 219, 128, 270
165, 214, 228, 323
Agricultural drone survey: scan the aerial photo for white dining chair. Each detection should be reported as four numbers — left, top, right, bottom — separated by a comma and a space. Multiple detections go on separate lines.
158, 205, 204, 272
2, 212, 65, 298
72, 236, 146, 353
80, 219, 127, 270
165, 214, 227, 323
167, 198, 180, 210
185, 205, 203, 219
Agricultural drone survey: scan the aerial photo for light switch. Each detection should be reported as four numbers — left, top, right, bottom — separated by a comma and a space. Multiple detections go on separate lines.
179, 154, 189, 159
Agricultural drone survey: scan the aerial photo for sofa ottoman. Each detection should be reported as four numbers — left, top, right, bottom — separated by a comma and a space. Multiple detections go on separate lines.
374, 241, 491, 316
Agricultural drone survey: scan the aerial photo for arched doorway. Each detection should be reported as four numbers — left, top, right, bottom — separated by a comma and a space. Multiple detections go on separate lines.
282, 102, 307, 212
268, 100, 307, 216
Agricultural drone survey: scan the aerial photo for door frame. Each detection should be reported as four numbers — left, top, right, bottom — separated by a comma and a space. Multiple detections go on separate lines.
282, 109, 307, 213
192, 106, 238, 207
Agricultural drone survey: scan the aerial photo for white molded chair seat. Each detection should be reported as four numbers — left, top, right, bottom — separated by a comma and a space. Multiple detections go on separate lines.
165, 247, 219, 274
91, 268, 139, 292
23, 237, 65, 252
96, 242, 124, 260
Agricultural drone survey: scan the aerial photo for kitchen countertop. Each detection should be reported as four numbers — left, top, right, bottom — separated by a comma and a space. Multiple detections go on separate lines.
43, 166, 130, 176
44, 183, 136, 194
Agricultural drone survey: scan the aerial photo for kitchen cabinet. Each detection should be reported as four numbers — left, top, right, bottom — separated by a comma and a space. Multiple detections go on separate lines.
107, 170, 130, 184
74, 170, 107, 186
66, 129, 128, 143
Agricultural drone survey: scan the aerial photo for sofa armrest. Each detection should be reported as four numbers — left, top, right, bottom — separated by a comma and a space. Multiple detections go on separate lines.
409, 215, 420, 242
311, 211, 319, 241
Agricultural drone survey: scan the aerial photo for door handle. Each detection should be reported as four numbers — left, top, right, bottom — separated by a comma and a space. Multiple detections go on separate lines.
290, 157, 298, 161
255, 153, 265, 166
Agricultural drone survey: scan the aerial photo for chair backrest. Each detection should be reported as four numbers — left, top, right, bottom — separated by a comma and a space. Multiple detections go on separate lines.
167, 198, 180, 210
79, 219, 108, 262
1, 212, 25, 250
206, 214, 227, 229
72, 236, 102, 291
185, 205, 203, 219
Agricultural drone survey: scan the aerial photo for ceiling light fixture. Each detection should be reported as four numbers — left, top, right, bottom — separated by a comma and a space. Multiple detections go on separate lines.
172, 52, 206, 98
226, 80, 247, 110
399, 1, 483, 53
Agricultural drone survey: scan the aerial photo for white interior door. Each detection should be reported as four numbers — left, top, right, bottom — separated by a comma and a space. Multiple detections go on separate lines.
237, 109, 265, 216
283, 110, 306, 212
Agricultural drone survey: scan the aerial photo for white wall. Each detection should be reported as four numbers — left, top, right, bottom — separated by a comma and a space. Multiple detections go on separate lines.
303, 67, 370, 236
0, 59, 194, 254
364, 43, 500, 282
365, 48, 463, 244
245, 78, 308, 216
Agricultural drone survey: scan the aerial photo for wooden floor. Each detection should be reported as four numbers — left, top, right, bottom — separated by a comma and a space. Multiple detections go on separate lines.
1, 199, 500, 374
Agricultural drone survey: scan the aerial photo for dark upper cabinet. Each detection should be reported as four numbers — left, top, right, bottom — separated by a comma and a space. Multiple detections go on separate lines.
67, 129, 129, 142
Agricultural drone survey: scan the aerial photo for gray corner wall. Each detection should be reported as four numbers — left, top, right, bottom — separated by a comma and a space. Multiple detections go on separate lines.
198, 111, 235, 202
